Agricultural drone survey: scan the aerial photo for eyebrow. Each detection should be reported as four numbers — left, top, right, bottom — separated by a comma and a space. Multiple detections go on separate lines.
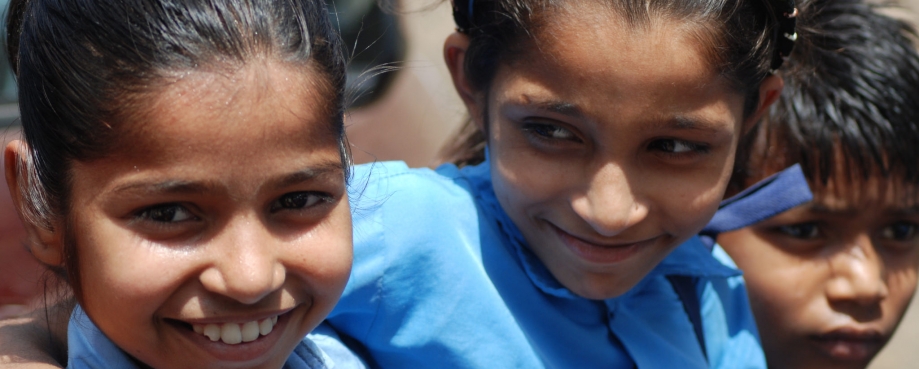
531, 101, 585, 119
266, 163, 344, 190
112, 180, 218, 195
111, 162, 344, 195
647, 116, 728, 135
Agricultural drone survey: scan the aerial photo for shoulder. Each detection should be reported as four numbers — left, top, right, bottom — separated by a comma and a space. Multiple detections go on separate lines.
293, 323, 368, 369
349, 161, 476, 207
348, 161, 483, 260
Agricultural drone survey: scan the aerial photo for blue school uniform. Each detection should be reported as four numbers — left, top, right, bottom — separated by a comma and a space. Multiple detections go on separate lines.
326, 158, 769, 368
66, 306, 365, 369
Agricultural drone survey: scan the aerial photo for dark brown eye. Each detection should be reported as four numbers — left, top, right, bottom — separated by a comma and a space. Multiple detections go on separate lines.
776, 222, 820, 239
523, 122, 577, 141
270, 192, 330, 212
648, 139, 707, 154
138, 204, 194, 223
881, 222, 918, 241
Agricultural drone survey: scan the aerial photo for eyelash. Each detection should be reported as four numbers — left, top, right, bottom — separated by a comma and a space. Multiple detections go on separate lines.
647, 139, 710, 156
521, 122, 582, 143
135, 203, 198, 224
880, 221, 918, 242
269, 191, 333, 213
775, 222, 821, 240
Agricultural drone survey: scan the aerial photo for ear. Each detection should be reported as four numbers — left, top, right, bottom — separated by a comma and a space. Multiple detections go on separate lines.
444, 32, 487, 132
5, 140, 64, 267
741, 74, 784, 135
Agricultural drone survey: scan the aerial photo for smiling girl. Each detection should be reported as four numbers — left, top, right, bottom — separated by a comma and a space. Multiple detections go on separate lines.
321, 0, 795, 367
3, 0, 356, 368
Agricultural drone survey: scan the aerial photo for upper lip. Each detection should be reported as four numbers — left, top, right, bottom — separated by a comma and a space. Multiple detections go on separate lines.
548, 222, 660, 248
173, 307, 295, 325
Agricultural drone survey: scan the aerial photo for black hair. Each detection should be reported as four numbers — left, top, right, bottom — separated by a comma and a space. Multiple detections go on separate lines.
7, 0, 347, 302
728, 0, 919, 195
439, 0, 797, 167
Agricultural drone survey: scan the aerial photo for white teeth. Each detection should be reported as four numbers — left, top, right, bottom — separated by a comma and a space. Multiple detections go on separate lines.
241, 321, 260, 343
221, 323, 242, 344
203, 324, 221, 342
190, 315, 279, 345
259, 318, 273, 335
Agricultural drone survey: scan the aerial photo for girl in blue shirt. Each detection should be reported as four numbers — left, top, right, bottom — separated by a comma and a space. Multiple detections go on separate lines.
321, 0, 799, 368
2, 0, 363, 368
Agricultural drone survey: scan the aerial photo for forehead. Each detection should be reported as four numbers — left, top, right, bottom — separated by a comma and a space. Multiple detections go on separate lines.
116, 61, 336, 160
811, 174, 919, 211
495, 1, 743, 126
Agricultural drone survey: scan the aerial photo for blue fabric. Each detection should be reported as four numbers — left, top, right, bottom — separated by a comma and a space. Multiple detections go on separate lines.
327, 159, 767, 368
66, 306, 360, 369
703, 164, 812, 237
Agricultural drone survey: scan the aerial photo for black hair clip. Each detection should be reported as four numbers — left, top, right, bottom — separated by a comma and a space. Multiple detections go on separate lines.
452, 0, 474, 33
771, 0, 798, 72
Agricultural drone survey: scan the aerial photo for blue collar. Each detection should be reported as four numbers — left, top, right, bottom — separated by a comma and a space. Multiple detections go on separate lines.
66, 306, 333, 369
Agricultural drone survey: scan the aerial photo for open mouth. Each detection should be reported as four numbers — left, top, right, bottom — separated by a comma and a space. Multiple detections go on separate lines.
170, 312, 286, 345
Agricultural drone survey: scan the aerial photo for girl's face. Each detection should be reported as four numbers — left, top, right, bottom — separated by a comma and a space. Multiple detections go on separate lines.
447, 4, 778, 300
63, 63, 351, 368
719, 177, 919, 369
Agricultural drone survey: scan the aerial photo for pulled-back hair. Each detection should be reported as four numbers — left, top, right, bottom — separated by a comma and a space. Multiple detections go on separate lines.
7, 0, 347, 301
728, 0, 919, 195
440, 0, 796, 166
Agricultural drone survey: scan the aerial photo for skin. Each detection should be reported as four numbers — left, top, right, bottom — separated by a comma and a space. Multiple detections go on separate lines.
3, 61, 352, 369
445, 3, 781, 299
719, 175, 919, 369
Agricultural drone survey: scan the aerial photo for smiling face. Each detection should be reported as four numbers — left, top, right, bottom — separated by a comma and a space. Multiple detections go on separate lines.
719, 176, 919, 369
468, 5, 763, 299
62, 62, 352, 369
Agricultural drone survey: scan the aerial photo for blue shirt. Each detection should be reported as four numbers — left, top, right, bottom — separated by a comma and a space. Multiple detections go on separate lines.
327, 160, 767, 368
66, 306, 364, 369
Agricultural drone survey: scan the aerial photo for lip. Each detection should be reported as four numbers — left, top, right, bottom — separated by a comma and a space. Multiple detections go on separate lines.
549, 223, 659, 264
168, 307, 299, 364
810, 328, 886, 362
177, 307, 295, 325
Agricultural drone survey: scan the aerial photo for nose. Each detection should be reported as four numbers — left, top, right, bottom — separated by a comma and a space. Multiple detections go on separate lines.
826, 235, 888, 308
199, 217, 286, 305
570, 164, 648, 237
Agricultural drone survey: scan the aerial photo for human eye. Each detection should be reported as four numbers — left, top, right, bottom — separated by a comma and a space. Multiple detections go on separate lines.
135, 203, 197, 223
521, 121, 580, 142
647, 139, 709, 155
270, 191, 333, 213
774, 222, 821, 240
880, 221, 918, 241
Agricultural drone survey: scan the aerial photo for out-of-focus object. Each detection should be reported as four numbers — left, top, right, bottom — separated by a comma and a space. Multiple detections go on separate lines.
342, 0, 466, 166
327, 0, 405, 108
0, 0, 41, 317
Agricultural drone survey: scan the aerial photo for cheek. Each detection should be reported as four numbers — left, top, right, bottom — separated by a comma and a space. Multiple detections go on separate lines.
489, 151, 570, 218
71, 215, 195, 343
295, 202, 353, 306
721, 231, 826, 335
882, 255, 919, 323
644, 165, 729, 234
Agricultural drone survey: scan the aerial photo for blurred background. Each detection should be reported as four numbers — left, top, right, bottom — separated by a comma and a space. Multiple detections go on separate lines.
1, 0, 918, 367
